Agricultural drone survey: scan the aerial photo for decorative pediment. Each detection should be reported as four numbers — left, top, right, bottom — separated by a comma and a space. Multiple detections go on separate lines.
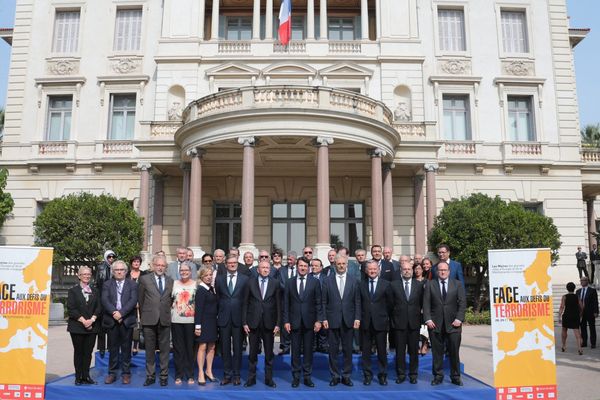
319, 63, 373, 78
262, 62, 317, 78
205, 63, 260, 78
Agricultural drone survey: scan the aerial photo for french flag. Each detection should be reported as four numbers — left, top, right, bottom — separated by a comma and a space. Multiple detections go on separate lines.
278, 0, 292, 45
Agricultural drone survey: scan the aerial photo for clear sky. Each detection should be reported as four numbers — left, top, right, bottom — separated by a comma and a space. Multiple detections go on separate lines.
0, 0, 598, 127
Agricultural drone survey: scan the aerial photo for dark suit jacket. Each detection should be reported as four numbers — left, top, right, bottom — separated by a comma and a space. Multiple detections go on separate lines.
166, 260, 197, 281
101, 278, 138, 329
378, 259, 395, 282
309, 272, 327, 286
390, 278, 424, 330
283, 275, 324, 329
433, 259, 465, 288
322, 272, 361, 329
359, 278, 392, 331
215, 272, 249, 327
423, 278, 466, 333
67, 284, 102, 334
138, 273, 174, 326
576, 287, 599, 317
242, 276, 281, 330
279, 265, 296, 289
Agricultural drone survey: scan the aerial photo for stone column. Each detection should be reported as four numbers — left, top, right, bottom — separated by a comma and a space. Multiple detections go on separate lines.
151, 175, 164, 253
211, 0, 220, 40
382, 163, 394, 249
315, 136, 333, 260
187, 147, 205, 254
198, 0, 205, 40
425, 163, 439, 235
307, 0, 315, 39
238, 137, 257, 256
587, 198, 597, 251
361, 0, 369, 40
369, 148, 385, 246
414, 175, 425, 255
265, 0, 273, 40
253, 0, 261, 40
181, 163, 191, 247
138, 162, 151, 252
320, 0, 328, 40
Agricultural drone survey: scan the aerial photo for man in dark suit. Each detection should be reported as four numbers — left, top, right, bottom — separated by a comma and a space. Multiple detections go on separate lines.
166, 246, 197, 280
423, 261, 466, 386
360, 260, 393, 386
577, 277, 598, 348
390, 260, 425, 384
95, 250, 116, 358
242, 260, 281, 388
138, 255, 174, 387
432, 244, 465, 288
322, 253, 361, 386
283, 256, 324, 388
323, 249, 337, 277
101, 260, 138, 385
590, 244, 599, 285
576, 246, 589, 279
383, 247, 400, 271
278, 251, 297, 354
310, 258, 328, 353
216, 254, 250, 385
371, 244, 394, 281
355, 248, 368, 281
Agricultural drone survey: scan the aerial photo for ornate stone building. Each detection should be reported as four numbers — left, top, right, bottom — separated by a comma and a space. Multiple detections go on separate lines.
0, 0, 593, 283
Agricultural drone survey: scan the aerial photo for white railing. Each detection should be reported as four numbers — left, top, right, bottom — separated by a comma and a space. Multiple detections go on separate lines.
445, 142, 477, 155
196, 91, 244, 118
511, 142, 542, 156
273, 41, 306, 53
582, 149, 600, 163
103, 141, 133, 154
330, 91, 377, 116
394, 123, 426, 138
218, 40, 251, 54
253, 87, 318, 106
329, 41, 362, 54
39, 141, 68, 155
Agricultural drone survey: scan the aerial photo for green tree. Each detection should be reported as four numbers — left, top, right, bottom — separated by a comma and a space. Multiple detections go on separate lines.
428, 193, 561, 311
581, 123, 600, 148
34, 192, 144, 266
0, 168, 15, 228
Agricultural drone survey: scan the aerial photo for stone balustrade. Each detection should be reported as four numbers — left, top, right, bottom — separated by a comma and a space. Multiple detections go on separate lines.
150, 121, 182, 138
103, 140, 133, 154
38, 141, 68, 155
218, 40, 252, 54
444, 141, 477, 155
511, 142, 542, 156
273, 41, 306, 53
329, 41, 362, 54
582, 148, 600, 163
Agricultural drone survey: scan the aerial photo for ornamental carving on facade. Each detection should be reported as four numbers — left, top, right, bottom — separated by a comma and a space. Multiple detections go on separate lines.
394, 101, 411, 121
504, 60, 530, 76
440, 59, 470, 75
167, 102, 183, 121
111, 58, 140, 74
48, 59, 77, 75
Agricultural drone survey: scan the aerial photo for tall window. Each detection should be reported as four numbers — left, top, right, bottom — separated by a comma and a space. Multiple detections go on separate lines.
507, 96, 535, 141
108, 94, 136, 140
226, 17, 252, 40
330, 203, 364, 254
328, 18, 355, 40
46, 96, 73, 141
272, 203, 306, 255
114, 8, 142, 51
291, 16, 305, 40
438, 9, 466, 52
501, 10, 528, 53
442, 95, 471, 140
214, 203, 241, 251
52, 10, 80, 53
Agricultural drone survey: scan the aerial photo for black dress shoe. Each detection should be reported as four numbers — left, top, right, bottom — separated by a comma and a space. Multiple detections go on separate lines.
291, 378, 300, 388
82, 377, 97, 385
265, 380, 276, 388
378, 375, 388, 386
341, 377, 353, 387
244, 380, 256, 387
431, 377, 443, 386
143, 378, 155, 386
233, 377, 241, 386
220, 378, 231, 386
409, 377, 417, 384
396, 376, 406, 384
329, 378, 340, 386
451, 378, 463, 386
363, 376, 372, 386
304, 378, 315, 387
160, 378, 168, 386
75, 378, 83, 386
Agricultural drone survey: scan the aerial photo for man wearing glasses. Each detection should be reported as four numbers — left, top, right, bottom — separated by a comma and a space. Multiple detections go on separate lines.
432, 244, 465, 289
303, 247, 314, 261
101, 260, 138, 385
95, 250, 116, 358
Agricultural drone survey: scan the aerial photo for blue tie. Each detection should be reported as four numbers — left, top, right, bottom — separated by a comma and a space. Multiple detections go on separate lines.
158, 276, 163, 294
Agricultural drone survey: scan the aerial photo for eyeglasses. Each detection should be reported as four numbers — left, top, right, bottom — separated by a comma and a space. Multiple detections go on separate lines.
259, 255, 269, 259
203, 259, 213, 263
107, 255, 116, 258
304, 251, 313, 254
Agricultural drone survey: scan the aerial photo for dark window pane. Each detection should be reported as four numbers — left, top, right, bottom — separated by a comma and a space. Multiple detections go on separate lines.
233, 205, 242, 218
215, 223, 230, 250
272, 223, 288, 255
216, 205, 230, 218
232, 223, 241, 247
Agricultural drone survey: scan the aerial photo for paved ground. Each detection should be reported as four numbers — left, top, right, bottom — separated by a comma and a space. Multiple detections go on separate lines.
46, 324, 599, 399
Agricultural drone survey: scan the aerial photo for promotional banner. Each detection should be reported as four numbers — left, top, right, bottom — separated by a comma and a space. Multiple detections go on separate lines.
0, 246, 53, 400
488, 249, 556, 400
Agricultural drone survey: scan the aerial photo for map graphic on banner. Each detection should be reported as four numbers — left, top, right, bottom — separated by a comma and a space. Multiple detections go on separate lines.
488, 249, 556, 400
0, 246, 53, 400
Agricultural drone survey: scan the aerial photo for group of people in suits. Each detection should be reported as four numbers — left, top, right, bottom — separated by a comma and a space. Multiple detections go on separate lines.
66, 243, 467, 388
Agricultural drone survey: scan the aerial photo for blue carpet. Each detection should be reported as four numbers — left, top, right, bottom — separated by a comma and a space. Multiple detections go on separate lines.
45, 351, 495, 400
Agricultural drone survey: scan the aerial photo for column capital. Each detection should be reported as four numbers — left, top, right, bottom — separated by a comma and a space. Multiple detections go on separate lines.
137, 162, 151, 171
186, 147, 206, 158
424, 163, 439, 173
368, 148, 386, 158
314, 136, 334, 147
383, 162, 395, 172
238, 136, 257, 147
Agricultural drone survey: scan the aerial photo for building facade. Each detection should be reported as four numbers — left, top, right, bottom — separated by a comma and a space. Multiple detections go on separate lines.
0, 0, 594, 283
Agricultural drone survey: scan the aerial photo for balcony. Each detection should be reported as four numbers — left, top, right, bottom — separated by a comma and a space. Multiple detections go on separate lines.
582, 148, 600, 164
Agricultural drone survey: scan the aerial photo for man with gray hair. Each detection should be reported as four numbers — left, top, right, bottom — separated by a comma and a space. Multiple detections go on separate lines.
167, 247, 197, 281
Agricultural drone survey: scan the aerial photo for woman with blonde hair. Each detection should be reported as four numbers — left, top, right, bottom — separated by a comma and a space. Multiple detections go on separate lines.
194, 266, 219, 385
